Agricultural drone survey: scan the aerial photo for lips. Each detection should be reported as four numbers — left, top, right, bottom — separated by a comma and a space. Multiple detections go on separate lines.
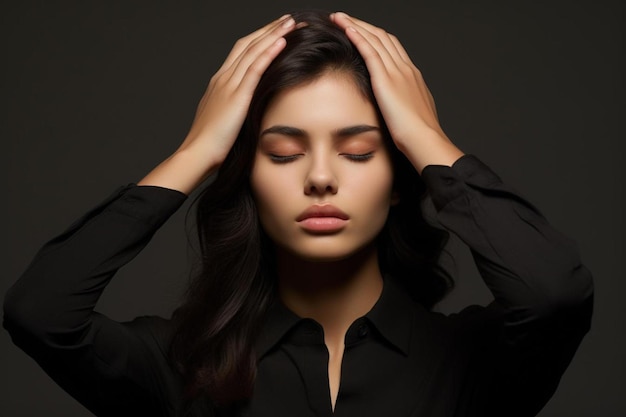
296, 204, 349, 222
296, 204, 349, 233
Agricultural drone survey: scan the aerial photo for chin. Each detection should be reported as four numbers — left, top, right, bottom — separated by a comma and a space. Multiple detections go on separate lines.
294, 252, 354, 263
281, 239, 377, 263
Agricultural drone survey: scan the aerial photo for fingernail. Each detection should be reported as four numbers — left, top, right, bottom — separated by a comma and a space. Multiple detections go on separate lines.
282, 17, 295, 28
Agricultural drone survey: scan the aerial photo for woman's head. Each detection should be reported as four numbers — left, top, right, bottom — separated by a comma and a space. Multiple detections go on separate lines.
225, 10, 413, 262
223, 10, 385, 195
241, 11, 448, 280
172, 10, 452, 407
245, 12, 401, 263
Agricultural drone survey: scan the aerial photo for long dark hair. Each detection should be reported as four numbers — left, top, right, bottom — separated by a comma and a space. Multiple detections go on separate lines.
169, 9, 453, 409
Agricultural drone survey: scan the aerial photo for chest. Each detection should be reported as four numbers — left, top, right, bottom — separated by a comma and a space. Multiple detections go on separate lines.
245, 335, 482, 417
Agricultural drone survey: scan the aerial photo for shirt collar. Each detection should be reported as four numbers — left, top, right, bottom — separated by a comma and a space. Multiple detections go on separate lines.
364, 276, 415, 356
255, 297, 302, 359
255, 276, 416, 359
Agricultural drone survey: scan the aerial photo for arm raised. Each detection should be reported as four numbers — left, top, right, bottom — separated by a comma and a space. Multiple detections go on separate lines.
138, 14, 297, 195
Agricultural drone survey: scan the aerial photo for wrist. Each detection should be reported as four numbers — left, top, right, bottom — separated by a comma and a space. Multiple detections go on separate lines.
396, 131, 464, 175
137, 147, 220, 195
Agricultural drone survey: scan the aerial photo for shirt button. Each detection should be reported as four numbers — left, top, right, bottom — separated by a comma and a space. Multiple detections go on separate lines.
358, 324, 369, 338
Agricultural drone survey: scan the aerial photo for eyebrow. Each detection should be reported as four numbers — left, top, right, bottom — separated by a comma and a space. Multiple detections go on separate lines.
260, 124, 380, 138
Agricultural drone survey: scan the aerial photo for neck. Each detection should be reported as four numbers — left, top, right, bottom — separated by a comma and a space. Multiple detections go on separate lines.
275, 243, 383, 348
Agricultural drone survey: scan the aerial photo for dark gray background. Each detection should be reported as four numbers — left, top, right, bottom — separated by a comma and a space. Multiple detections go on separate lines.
1, 0, 623, 416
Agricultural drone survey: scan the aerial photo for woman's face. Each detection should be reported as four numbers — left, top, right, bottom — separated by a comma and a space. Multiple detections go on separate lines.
250, 72, 395, 262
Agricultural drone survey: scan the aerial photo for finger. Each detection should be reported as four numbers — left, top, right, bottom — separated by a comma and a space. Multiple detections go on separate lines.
332, 12, 383, 35
237, 37, 287, 95
226, 16, 296, 85
219, 14, 290, 71
332, 12, 405, 61
217, 14, 292, 74
332, 12, 401, 72
342, 25, 390, 78
388, 33, 413, 65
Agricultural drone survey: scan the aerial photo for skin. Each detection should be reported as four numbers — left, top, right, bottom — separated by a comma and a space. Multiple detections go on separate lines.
138, 11, 465, 411
251, 72, 395, 263
250, 73, 394, 407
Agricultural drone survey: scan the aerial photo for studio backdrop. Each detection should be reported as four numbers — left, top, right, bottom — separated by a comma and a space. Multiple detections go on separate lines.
1, 1, 623, 416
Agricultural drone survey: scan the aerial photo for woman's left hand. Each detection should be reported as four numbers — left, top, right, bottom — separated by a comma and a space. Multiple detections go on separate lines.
330, 12, 464, 172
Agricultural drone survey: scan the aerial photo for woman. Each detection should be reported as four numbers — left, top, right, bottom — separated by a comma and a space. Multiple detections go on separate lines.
3, 10, 593, 417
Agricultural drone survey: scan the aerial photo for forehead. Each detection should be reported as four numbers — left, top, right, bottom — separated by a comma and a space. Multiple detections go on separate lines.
260, 72, 378, 130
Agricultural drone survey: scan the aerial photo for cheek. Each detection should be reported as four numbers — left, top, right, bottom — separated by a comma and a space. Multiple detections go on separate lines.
250, 158, 297, 233
365, 172, 395, 227
346, 160, 394, 207
340, 160, 395, 240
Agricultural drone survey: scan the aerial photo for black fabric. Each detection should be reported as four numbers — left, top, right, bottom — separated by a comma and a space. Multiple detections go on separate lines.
3, 154, 594, 417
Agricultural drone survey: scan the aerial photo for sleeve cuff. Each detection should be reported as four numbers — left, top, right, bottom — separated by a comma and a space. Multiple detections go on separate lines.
420, 154, 503, 211
102, 184, 188, 227
59, 184, 187, 238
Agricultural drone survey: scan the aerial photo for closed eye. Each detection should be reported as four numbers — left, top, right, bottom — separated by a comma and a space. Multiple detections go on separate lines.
341, 152, 374, 162
269, 154, 303, 163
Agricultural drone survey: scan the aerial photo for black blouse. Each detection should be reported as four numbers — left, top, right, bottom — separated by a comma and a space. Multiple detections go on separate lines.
3, 154, 594, 417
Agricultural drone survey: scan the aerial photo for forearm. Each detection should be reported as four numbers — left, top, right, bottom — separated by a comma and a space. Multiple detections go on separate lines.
422, 155, 593, 414
137, 16, 298, 196
422, 155, 594, 319
3, 185, 186, 346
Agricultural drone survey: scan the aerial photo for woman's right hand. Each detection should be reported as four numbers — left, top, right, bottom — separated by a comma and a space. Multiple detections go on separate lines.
138, 14, 296, 194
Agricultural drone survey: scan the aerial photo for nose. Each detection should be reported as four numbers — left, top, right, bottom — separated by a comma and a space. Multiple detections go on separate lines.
304, 154, 338, 196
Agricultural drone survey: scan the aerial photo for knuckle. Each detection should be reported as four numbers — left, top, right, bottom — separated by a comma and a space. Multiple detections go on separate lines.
209, 72, 223, 86
245, 37, 264, 54
399, 64, 413, 77
247, 60, 265, 77
219, 79, 236, 95
234, 37, 248, 48
213, 74, 233, 91
373, 27, 387, 38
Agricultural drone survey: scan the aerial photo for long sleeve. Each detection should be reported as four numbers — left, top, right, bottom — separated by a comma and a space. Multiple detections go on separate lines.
420, 154, 594, 416
3, 156, 595, 417
3, 184, 187, 417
